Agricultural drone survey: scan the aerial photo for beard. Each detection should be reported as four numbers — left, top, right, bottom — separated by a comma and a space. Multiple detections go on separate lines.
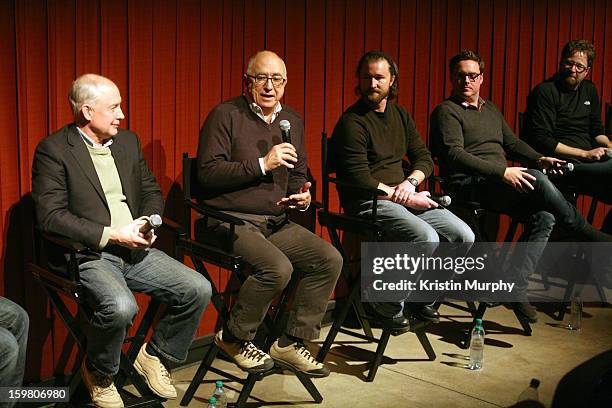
559, 71, 581, 90
360, 87, 389, 106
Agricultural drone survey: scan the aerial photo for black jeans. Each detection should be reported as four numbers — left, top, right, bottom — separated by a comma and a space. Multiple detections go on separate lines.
197, 212, 342, 341
555, 159, 612, 230
449, 170, 589, 289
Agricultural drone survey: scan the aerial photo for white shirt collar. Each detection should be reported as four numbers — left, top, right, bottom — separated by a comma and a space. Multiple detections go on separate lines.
247, 98, 283, 123
77, 127, 114, 148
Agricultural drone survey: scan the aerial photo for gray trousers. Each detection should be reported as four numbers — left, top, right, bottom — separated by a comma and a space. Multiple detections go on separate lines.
199, 212, 342, 341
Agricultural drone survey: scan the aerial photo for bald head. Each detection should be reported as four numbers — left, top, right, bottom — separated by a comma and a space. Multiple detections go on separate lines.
246, 51, 287, 78
68, 74, 119, 118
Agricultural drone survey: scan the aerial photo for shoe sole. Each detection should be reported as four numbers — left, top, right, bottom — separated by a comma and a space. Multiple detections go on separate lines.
133, 360, 177, 399
271, 358, 330, 378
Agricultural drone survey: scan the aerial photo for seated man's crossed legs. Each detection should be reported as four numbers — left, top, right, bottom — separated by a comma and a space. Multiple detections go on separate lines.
200, 213, 342, 378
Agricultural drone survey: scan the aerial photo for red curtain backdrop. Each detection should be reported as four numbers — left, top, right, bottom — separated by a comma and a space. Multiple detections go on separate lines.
1, 0, 610, 381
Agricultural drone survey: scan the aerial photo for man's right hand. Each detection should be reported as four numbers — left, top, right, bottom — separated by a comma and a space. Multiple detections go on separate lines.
503, 167, 536, 193
108, 218, 155, 249
406, 191, 438, 211
582, 147, 608, 161
263, 143, 298, 172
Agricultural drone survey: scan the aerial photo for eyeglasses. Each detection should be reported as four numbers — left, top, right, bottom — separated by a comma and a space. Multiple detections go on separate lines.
247, 74, 286, 87
562, 60, 588, 73
456, 72, 482, 82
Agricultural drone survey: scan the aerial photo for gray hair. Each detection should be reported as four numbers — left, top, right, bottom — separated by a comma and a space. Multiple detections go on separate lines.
68, 74, 115, 117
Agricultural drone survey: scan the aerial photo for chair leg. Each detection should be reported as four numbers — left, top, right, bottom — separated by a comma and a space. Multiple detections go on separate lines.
510, 305, 533, 335
414, 326, 436, 360
180, 345, 219, 406
366, 330, 391, 382
295, 372, 324, 403
235, 374, 259, 408
317, 276, 361, 362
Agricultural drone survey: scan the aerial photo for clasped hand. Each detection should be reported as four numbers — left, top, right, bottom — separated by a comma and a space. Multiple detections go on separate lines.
109, 216, 156, 249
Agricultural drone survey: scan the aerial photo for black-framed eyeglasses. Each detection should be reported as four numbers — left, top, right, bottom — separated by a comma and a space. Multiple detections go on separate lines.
246, 74, 286, 87
562, 60, 588, 73
456, 72, 482, 82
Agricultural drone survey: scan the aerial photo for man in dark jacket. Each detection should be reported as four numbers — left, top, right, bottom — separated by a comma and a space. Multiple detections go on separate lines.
32, 74, 211, 408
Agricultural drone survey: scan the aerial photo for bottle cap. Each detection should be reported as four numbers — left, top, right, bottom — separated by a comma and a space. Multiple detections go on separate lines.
530, 378, 540, 388
216, 380, 223, 387
209, 396, 217, 404
475, 318, 483, 325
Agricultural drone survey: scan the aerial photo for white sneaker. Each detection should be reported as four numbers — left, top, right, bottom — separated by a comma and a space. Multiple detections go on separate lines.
270, 340, 330, 377
81, 360, 124, 408
133, 343, 177, 399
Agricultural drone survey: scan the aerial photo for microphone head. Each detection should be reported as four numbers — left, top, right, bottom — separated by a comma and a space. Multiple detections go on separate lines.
565, 162, 574, 172
279, 120, 291, 132
149, 214, 163, 229
438, 195, 452, 206
606, 149, 612, 158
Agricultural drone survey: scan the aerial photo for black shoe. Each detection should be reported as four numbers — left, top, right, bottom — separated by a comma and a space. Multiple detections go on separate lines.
513, 302, 538, 323
412, 305, 440, 323
362, 303, 410, 332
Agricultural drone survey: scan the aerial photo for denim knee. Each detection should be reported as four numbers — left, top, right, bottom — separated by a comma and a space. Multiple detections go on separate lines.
413, 226, 440, 243
0, 329, 19, 371
99, 296, 138, 329
185, 274, 212, 307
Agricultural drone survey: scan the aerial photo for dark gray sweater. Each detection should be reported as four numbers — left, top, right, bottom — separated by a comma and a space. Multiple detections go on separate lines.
430, 98, 541, 181
197, 96, 308, 215
331, 99, 434, 205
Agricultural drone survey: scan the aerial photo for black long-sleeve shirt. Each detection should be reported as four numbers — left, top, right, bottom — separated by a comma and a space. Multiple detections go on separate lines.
430, 98, 541, 182
331, 99, 434, 205
523, 77, 605, 156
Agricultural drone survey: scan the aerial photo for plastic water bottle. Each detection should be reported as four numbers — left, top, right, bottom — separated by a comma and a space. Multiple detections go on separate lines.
469, 318, 485, 370
517, 378, 541, 402
212, 380, 227, 408
568, 295, 582, 332
207, 396, 217, 408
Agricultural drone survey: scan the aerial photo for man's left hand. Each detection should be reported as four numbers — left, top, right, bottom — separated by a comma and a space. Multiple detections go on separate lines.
277, 181, 312, 210
391, 179, 417, 206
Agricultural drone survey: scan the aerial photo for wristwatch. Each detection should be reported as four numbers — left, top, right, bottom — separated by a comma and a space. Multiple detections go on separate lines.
406, 177, 419, 187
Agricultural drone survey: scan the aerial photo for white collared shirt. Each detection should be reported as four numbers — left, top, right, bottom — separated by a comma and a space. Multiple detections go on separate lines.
77, 127, 114, 148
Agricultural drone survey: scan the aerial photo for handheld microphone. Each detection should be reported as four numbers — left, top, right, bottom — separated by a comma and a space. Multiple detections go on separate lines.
139, 214, 162, 234
543, 162, 574, 175
605, 149, 612, 160
431, 194, 452, 207
279, 120, 291, 144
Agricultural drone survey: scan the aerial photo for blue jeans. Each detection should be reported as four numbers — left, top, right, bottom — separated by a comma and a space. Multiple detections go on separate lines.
349, 200, 475, 317
0, 297, 29, 408
78, 248, 212, 376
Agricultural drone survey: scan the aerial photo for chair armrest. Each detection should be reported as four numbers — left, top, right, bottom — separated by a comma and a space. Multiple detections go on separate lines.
41, 232, 86, 252
160, 216, 187, 238
329, 177, 387, 197
185, 201, 245, 226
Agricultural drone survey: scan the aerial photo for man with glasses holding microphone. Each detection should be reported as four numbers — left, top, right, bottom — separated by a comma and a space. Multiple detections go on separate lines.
523, 39, 612, 233
430, 50, 612, 323
196, 50, 341, 378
